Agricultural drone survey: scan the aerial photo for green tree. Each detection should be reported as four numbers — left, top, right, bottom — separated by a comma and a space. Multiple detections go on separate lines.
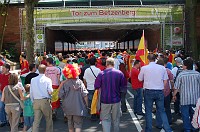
24, 0, 39, 63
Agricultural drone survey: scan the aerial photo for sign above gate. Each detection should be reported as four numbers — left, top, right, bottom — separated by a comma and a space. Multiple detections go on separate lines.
71, 9, 136, 17
30, 6, 184, 25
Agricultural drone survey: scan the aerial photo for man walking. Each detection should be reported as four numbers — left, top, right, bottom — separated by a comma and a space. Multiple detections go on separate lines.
0, 64, 10, 127
24, 64, 39, 85
138, 54, 171, 132
83, 57, 101, 120
45, 57, 61, 119
94, 58, 127, 132
173, 58, 200, 132
171, 57, 183, 115
30, 64, 53, 132
131, 60, 144, 116
156, 58, 174, 128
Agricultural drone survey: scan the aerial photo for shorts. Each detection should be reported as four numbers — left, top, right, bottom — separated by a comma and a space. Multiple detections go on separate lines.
24, 116, 34, 127
67, 115, 83, 129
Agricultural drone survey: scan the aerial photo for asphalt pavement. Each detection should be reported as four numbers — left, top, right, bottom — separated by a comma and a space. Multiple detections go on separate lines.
0, 84, 186, 132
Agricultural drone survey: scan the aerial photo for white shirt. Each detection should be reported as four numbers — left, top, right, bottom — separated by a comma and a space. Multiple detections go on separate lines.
171, 66, 178, 79
83, 66, 101, 90
138, 62, 168, 90
30, 74, 53, 102
114, 58, 124, 70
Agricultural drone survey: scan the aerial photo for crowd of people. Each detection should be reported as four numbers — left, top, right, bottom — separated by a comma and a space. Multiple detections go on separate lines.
0, 49, 200, 132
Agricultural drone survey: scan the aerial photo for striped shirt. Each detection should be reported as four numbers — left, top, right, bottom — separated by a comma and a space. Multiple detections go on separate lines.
94, 68, 127, 104
174, 70, 200, 105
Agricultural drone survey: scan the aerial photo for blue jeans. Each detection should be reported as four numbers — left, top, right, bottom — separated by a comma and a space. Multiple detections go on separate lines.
133, 88, 143, 114
181, 105, 197, 132
24, 116, 34, 127
156, 94, 172, 127
0, 92, 6, 123
144, 89, 171, 132
88, 90, 95, 108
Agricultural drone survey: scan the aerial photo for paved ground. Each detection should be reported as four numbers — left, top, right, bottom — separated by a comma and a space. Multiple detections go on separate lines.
0, 83, 186, 132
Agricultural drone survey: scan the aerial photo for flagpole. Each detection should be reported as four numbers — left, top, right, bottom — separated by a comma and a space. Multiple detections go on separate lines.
143, 30, 146, 64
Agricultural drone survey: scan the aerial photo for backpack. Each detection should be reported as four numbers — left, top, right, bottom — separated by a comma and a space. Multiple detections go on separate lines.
174, 66, 183, 82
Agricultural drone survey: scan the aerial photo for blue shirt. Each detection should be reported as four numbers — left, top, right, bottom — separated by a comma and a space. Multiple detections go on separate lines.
94, 68, 127, 104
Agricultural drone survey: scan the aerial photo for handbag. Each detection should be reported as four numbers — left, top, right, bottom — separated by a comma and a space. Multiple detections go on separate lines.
192, 98, 200, 129
8, 85, 24, 109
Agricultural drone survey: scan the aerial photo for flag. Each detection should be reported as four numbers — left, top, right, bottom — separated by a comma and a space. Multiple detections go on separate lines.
91, 90, 101, 115
51, 85, 60, 110
135, 30, 148, 66
168, 53, 176, 66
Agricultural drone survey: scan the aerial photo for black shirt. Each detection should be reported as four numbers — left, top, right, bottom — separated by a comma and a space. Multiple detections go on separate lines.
25, 72, 39, 84
79, 64, 90, 81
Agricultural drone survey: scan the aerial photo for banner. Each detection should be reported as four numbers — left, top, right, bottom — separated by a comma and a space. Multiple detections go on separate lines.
71, 9, 136, 18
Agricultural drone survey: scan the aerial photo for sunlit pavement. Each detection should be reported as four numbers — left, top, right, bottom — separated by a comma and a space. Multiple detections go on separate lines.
0, 82, 185, 132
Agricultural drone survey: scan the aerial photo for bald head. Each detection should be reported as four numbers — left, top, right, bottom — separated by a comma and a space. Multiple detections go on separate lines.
38, 64, 46, 74
106, 58, 115, 67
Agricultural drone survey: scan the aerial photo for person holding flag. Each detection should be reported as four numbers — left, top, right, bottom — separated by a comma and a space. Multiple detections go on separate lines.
45, 57, 61, 120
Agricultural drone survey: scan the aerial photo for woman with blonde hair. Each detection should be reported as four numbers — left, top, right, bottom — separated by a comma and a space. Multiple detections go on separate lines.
1, 73, 23, 132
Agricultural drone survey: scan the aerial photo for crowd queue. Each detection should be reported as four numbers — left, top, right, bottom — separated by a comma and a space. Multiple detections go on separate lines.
0, 49, 200, 132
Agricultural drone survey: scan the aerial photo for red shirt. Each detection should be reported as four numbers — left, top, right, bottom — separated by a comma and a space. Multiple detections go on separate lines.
168, 53, 173, 63
0, 60, 4, 66
0, 73, 10, 91
41, 60, 47, 66
21, 60, 29, 75
131, 67, 143, 89
96, 63, 106, 71
164, 68, 174, 97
